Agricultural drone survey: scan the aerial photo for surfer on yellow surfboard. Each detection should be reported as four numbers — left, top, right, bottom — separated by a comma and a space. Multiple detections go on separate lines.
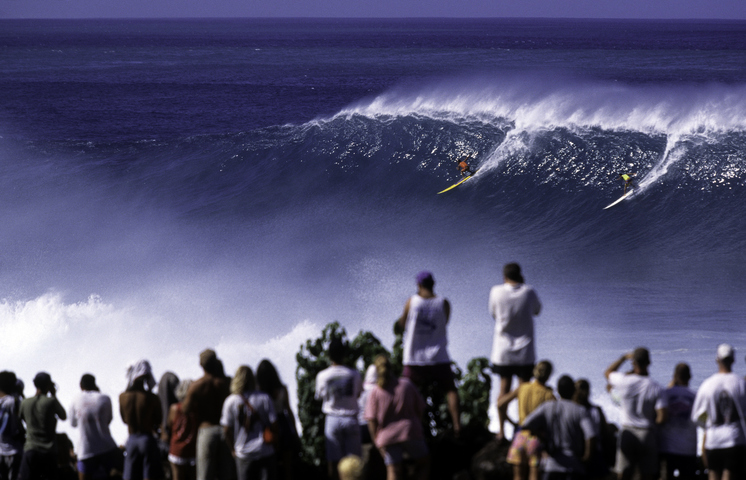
458, 156, 476, 177
618, 172, 636, 194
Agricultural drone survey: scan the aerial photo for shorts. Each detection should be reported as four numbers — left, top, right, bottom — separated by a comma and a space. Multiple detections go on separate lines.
381, 439, 428, 466
616, 427, 658, 477
506, 430, 542, 467
402, 364, 456, 391
168, 453, 196, 466
124, 433, 163, 480
490, 364, 534, 383
78, 448, 121, 476
705, 445, 746, 475
325, 415, 362, 462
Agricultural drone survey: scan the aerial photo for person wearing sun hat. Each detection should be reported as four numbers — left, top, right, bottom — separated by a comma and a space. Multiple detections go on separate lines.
691, 343, 746, 480
395, 270, 460, 437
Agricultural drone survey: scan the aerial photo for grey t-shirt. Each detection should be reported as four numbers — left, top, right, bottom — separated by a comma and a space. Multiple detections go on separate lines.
523, 398, 595, 473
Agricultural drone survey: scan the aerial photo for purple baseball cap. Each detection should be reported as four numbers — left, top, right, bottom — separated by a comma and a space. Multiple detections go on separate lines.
416, 271, 434, 285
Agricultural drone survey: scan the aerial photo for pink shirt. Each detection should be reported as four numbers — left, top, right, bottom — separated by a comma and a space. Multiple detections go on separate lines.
364, 378, 425, 448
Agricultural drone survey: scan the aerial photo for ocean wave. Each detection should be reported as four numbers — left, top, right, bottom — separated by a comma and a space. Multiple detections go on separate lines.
335, 75, 746, 138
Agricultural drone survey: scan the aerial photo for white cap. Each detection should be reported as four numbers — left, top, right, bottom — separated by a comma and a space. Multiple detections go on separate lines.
717, 343, 735, 361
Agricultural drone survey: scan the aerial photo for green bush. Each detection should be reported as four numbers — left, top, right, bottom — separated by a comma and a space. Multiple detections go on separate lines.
295, 321, 491, 468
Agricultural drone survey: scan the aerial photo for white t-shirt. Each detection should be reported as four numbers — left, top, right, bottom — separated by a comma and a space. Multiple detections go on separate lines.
691, 372, 746, 450
402, 295, 451, 365
488, 283, 541, 366
220, 391, 276, 460
607, 372, 665, 429
69, 391, 118, 460
315, 365, 362, 417
659, 385, 697, 456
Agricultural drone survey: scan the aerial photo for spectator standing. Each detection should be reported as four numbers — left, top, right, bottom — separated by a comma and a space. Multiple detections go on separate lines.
521, 375, 595, 480
256, 360, 298, 480
365, 355, 429, 480
573, 379, 611, 480
691, 344, 746, 480
489, 263, 541, 442
168, 379, 197, 480
658, 363, 697, 480
158, 372, 180, 453
315, 338, 363, 480
604, 348, 665, 480
119, 360, 163, 480
0, 371, 23, 480
69, 374, 120, 480
182, 349, 232, 480
498, 360, 555, 480
18, 372, 67, 480
396, 271, 460, 436
221, 366, 277, 480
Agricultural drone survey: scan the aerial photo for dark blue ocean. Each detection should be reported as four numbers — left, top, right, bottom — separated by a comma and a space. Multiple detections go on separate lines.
2, 18, 746, 440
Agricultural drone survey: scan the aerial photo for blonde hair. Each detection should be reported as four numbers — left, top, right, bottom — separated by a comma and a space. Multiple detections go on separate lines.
533, 360, 553, 384
338, 455, 362, 480
374, 355, 393, 389
231, 365, 255, 394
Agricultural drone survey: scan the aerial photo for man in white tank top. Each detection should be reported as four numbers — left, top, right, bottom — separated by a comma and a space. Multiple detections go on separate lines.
395, 271, 461, 437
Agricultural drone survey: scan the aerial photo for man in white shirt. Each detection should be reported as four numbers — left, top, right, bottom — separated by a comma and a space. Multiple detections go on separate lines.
69, 374, 121, 480
658, 363, 697, 480
691, 344, 746, 480
315, 338, 362, 480
605, 348, 665, 480
489, 263, 541, 442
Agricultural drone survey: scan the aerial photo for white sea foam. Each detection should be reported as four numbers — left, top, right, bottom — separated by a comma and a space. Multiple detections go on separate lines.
0, 290, 319, 449
336, 77, 746, 138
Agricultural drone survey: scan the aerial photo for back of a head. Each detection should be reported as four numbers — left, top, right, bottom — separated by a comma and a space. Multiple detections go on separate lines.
256, 359, 282, 394
0, 371, 17, 395
231, 365, 255, 395
338, 455, 362, 480
200, 349, 223, 376
503, 263, 524, 283
416, 271, 435, 291
328, 338, 346, 365
673, 363, 691, 385
33, 372, 53, 392
717, 343, 735, 368
557, 375, 575, 400
533, 360, 553, 384
374, 355, 393, 388
574, 378, 590, 404
80, 373, 99, 392
633, 347, 651, 368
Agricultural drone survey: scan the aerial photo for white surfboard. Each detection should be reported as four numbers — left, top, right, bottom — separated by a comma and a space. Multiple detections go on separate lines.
604, 189, 634, 210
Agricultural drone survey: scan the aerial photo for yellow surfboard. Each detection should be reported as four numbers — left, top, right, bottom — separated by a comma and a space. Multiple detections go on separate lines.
437, 170, 477, 194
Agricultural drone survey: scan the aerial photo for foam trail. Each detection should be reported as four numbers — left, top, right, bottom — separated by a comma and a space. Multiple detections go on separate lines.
479, 128, 532, 174
638, 136, 689, 191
